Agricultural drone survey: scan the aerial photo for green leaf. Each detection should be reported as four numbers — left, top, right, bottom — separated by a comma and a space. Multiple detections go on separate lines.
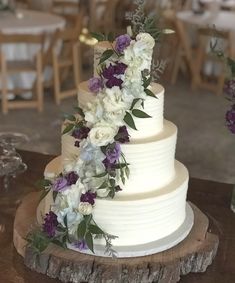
132, 109, 151, 118
94, 171, 107, 178
85, 232, 94, 253
89, 224, 104, 235
77, 220, 86, 239
143, 76, 151, 89
64, 114, 76, 122
90, 31, 105, 41
145, 88, 157, 99
39, 188, 50, 203
84, 214, 92, 225
53, 191, 58, 202
108, 188, 115, 198
62, 123, 74, 135
124, 112, 137, 131
114, 163, 129, 169
74, 106, 85, 118
107, 32, 114, 42
64, 215, 68, 228
97, 181, 108, 190
99, 49, 114, 65
109, 178, 115, 187
227, 57, 235, 76
125, 166, 130, 179
130, 98, 141, 111
35, 179, 51, 190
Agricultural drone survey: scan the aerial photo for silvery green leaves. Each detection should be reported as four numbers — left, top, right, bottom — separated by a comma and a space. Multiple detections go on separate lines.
99, 49, 114, 65
35, 179, 52, 202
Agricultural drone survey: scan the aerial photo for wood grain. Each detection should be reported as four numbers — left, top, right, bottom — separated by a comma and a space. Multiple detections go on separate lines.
14, 191, 219, 283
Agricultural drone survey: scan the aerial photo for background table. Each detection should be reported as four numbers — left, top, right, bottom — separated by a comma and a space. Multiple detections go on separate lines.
0, 9, 65, 94
0, 150, 235, 282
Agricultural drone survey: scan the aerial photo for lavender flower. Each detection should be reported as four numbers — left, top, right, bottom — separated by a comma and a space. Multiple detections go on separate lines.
105, 143, 121, 163
88, 77, 103, 93
52, 177, 67, 192
102, 158, 116, 176
226, 104, 235, 133
42, 211, 58, 238
115, 34, 131, 53
65, 171, 79, 186
72, 127, 90, 140
73, 239, 88, 251
114, 126, 130, 143
80, 191, 97, 205
224, 79, 235, 98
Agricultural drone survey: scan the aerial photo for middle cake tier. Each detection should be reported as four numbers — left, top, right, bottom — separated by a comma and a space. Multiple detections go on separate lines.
62, 119, 177, 196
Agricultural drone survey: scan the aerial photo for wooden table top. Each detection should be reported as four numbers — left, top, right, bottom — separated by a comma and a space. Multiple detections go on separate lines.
0, 150, 234, 283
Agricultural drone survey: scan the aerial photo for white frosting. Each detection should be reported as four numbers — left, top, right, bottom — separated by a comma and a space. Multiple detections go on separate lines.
93, 161, 188, 246
39, 158, 188, 247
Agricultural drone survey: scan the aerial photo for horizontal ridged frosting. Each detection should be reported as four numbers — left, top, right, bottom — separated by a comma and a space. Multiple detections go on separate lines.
93, 161, 188, 246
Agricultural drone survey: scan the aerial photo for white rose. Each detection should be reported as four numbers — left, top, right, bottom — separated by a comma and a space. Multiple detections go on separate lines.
84, 99, 103, 124
104, 109, 126, 126
102, 86, 129, 111
78, 202, 93, 215
88, 122, 118, 146
136, 33, 155, 50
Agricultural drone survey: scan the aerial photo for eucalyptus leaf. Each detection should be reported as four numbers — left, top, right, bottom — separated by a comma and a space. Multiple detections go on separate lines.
109, 178, 115, 187
107, 32, 114, 42
114, 163, 129, 169
39, 189, 50, 203
124, 112, 137, 131
64, 215, 68, 228
99, 49, 114, 65
85, 232, 94, 253
62, 123, 74, 135
84, 214, 92, 225
132, 109, 151, 118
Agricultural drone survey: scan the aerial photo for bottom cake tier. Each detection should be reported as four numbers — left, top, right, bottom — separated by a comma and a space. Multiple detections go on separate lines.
37, 157, 190, 251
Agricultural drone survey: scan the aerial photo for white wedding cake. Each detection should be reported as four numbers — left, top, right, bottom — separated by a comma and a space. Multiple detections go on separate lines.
35, 30, 192, 257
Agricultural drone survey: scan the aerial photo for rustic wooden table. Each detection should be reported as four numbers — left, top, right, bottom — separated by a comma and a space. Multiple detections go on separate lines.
0, 150, 234, 283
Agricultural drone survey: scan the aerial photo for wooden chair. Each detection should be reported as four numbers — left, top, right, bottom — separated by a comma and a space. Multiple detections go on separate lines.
0, 33, 45, 114
48, 28, 81, 105
52, 0, 79, 14
89, 0, 119, 34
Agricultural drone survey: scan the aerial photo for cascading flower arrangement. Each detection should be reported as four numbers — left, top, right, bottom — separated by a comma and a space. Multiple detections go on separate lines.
27, 0, 165, 257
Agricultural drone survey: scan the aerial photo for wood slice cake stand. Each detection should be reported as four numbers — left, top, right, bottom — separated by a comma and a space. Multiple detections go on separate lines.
13, 192, 219, 283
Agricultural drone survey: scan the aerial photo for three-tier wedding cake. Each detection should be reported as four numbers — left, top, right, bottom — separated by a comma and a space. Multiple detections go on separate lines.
35, 29, 192, 257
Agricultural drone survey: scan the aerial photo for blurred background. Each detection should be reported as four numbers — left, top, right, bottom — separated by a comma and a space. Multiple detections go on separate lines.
0, 0, 234, 184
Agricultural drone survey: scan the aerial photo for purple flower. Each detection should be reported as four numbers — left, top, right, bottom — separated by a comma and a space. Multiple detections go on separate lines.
106, 77, 123, 88
105, 143, 121, 163
52, 177, 68, 192
224, 79, 235, 98
74, 140, 80, 147
114, 62, 127, 75
226, 104, 235, 133
88, 77, 103, 93
73, 239, 88, 251
114, 126, 130, 143
102, 64, 116, 79
65, 171, 79, 186
42, 211, 58, 238
72, 127, 90, 140
80, 191, 96, 205
115, 34, 131, 53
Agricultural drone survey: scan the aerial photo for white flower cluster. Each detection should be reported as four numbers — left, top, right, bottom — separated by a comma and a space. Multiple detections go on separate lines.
51, 32, 155, 240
